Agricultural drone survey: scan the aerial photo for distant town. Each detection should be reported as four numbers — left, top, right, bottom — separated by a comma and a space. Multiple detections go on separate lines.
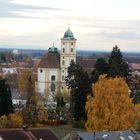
0, 28, 140, 140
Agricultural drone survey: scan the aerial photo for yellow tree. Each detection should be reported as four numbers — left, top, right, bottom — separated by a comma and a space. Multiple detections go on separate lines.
85, 75, 140, 131
18, 69, 36, 93
63, 87, 70, 101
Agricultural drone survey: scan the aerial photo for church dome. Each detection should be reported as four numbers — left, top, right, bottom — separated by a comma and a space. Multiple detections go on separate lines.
64, 28, 74, 38
48, 43, 58, 53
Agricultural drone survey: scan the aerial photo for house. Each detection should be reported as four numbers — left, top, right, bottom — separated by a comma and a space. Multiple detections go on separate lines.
74, 130, 140, 140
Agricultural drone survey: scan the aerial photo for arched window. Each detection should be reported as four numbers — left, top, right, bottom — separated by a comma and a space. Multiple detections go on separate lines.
51, 75, 55, 81
51, 83, 55, 92
71, 42, 73, 45
71, 48, 73, 52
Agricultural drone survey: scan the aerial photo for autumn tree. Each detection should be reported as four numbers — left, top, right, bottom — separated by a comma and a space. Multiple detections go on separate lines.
0, 78, 14, 116
18, 69, 36, 93
108, 45, 130, 79
66, 60, 91, 121
85, 75, 140, 131
23, 76, 37, 125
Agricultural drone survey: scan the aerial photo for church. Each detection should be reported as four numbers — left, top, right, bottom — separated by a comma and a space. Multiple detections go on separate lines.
36, 28, 77, 101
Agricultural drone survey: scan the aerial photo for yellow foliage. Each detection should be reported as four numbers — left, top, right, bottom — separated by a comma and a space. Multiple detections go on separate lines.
18, 69, 36, 92
8, 113, 23, 127
85, 75, 140, 131
63, 87, 70, 101
0, 115, 8, 128
37, 105, 47, 123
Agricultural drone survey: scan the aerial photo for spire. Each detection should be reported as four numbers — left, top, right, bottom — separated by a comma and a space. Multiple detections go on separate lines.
48, 43, 58, 53
68, 23, 70, 30
52, 43, 55, 48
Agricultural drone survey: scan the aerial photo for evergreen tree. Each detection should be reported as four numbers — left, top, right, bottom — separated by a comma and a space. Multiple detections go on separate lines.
0, 78, 14, 116
66, 61, 91, 121
108, 45, 130, 78
129, 75, 140, 104
60, 96, 65, 107
91, 58, 109, 83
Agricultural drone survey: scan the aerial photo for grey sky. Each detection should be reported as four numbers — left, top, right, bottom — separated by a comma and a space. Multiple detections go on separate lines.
0, 0, 140, 52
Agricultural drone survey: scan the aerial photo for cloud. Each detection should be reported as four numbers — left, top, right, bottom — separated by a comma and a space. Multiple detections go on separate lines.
0, 0, 67, 18
97, 31, 140, 40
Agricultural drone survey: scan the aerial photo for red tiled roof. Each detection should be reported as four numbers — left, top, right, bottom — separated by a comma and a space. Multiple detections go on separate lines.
77, 58, 96, 68
38, 52, 60, 68
130, 63, 140, 70
77, 58, 96, 75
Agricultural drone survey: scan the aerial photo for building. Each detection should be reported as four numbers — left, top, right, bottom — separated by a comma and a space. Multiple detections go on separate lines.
70, 130, 140, 140
36, 28, 77, 101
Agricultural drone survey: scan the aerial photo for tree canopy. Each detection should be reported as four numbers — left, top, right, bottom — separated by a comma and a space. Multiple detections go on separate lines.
91, 46, 131, 83
108, 45, 130, 78
18, 69, 36, 93
85, 75, 140, 131
91, 58, 109, 83
66, 60, 91, 121
0, 78, 14, 116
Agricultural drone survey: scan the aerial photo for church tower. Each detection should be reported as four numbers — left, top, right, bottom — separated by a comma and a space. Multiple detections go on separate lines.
60, 27, 77, 88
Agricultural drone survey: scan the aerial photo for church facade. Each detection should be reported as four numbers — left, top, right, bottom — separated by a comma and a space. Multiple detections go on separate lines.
36, 28, 77, 101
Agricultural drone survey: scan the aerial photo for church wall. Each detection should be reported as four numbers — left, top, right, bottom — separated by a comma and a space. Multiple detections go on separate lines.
38, 68, 46, 82
48, 68, 61, 82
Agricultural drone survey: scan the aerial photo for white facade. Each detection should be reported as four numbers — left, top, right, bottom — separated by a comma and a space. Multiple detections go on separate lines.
37, 28, 77, 101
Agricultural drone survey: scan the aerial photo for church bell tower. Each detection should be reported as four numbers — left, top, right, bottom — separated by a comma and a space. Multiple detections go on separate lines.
60, 27, 77, 83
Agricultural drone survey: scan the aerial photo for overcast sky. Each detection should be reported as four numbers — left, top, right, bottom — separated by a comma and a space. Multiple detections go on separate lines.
0, 0, 140, 52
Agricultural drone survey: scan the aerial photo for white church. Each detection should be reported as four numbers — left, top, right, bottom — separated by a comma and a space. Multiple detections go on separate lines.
36, 27, 77, 101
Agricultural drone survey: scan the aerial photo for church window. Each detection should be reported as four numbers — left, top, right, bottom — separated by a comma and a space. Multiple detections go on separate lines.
71, 42, 73, 45
63, 56, 64, 59
40, 69, 43, 73
71, 48, 73, 52
63, 42, 65, 45
62, 70, 64, 73
63, 48, 65, 53
62, 60, 65, 65
51, 83, 55, 92
51, 75, 55, 81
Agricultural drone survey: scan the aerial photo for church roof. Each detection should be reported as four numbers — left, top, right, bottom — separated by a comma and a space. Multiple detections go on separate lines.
77, 58, 96, 75
62, 28, 76, 40
38, 52, 60, 68
48, 43, 58, 53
